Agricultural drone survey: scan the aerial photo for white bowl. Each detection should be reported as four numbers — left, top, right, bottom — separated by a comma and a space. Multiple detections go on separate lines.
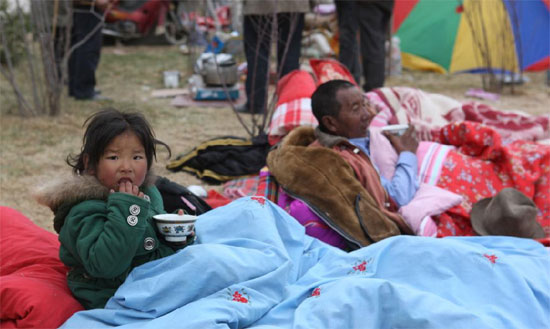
381, 124, 409, 136
154, 214, 197, 243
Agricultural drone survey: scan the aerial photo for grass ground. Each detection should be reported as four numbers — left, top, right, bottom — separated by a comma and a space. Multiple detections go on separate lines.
1, 43, 548, 232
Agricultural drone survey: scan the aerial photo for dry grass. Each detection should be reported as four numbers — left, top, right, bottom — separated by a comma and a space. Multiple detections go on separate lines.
1, 44, 549, 232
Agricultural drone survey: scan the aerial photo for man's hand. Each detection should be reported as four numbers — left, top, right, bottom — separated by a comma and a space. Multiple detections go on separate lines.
383, 125, 419, 154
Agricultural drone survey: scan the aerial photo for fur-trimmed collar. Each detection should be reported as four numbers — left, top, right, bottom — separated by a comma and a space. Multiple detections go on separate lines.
274, 126, 354, 151
314, 127, 349, 148
34, 171, 157, 233
34, 171, 157, 213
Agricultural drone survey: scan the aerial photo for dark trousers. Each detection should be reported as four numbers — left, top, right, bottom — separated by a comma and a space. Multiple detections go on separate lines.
68, 10, 103, 99
53, 27, 68, 81
335, 0, 393, 92
243, 13, 304, 113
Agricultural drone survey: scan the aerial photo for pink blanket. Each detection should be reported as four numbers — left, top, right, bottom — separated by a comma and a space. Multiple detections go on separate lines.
369, 87, 550, 143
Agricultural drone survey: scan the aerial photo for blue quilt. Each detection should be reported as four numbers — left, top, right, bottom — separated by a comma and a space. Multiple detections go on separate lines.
61, 197, 550, 329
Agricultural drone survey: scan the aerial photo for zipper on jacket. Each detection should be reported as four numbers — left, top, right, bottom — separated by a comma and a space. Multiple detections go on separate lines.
281, 187, 362, 250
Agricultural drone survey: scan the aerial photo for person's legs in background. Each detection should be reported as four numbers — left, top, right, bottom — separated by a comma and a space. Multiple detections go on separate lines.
276, 12, 304, 78
242, 14, 272, 114
68, 10, 102, 100
335, 0, 361, 85
357, 0, 393, 92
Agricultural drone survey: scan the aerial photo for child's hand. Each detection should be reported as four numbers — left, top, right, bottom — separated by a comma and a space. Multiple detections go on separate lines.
112, 181, 145, 198
177, 209, 185, 215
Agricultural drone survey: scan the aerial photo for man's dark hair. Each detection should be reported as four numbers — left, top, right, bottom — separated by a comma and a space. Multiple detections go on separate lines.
311, 79, 356, 131
67, 108, 171, 174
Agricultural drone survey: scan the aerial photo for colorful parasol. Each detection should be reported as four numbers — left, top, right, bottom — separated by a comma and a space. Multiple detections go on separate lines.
393, 0, 550, 74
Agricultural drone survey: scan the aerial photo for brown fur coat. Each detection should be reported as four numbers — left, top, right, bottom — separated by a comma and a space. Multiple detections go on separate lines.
267, 126, 412, 249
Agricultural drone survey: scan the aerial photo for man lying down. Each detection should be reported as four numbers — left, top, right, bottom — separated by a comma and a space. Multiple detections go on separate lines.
61, 197, 549, 328
267, 79, 549, 248
268, 79, 421, 248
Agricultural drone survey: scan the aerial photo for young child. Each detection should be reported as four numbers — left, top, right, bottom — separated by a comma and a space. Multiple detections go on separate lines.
35, 108, 187, 309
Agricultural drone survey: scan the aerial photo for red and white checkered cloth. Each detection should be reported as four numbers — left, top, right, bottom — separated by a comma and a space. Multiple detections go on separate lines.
222, 167, 279, 202
267, 97, 318, 145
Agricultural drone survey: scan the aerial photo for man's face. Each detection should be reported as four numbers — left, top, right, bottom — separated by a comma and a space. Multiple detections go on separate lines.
325, 86, 377, 139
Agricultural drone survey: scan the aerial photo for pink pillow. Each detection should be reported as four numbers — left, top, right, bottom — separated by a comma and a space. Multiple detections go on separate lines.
0, 206, 84, 328
398, 184, 462, 235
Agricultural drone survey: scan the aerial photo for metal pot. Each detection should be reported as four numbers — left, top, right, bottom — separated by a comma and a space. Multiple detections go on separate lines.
199, 53, 238, 86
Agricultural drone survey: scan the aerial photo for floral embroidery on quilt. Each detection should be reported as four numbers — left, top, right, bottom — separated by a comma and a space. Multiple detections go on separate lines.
251, 196, 266, 206
310, 287, 321, 298
484, 254, 498, 264
226, 288, 250, 304
348, 258, 373, 275
472, 253, 500, 267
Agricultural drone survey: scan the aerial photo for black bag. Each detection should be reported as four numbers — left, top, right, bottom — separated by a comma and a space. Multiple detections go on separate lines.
166, 134, 270, 185
155, 176, 212, 215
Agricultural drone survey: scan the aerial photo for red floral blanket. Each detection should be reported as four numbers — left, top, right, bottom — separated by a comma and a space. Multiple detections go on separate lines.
433, 122, 550, 237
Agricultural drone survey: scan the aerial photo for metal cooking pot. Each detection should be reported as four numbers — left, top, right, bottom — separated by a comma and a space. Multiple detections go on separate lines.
198, 53, 238, 87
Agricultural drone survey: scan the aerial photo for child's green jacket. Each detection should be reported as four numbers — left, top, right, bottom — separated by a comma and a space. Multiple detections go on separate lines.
35, 174, 177, 309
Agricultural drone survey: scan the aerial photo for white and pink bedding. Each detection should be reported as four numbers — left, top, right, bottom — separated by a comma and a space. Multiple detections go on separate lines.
369, 86, 550, 143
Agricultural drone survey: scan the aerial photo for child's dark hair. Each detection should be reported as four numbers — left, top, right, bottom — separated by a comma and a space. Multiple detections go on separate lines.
67, 108, 171, 174
311, 79, 355, 131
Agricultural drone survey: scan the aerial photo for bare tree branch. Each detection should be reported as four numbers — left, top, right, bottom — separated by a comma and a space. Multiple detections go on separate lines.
261, 12, 302, 132
0, 19, 34, 117
1, 0, 111, 116
16, 0, 43, 114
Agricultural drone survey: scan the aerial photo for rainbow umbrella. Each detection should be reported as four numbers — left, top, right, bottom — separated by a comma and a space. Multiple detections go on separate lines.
393, 0, 550, 74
